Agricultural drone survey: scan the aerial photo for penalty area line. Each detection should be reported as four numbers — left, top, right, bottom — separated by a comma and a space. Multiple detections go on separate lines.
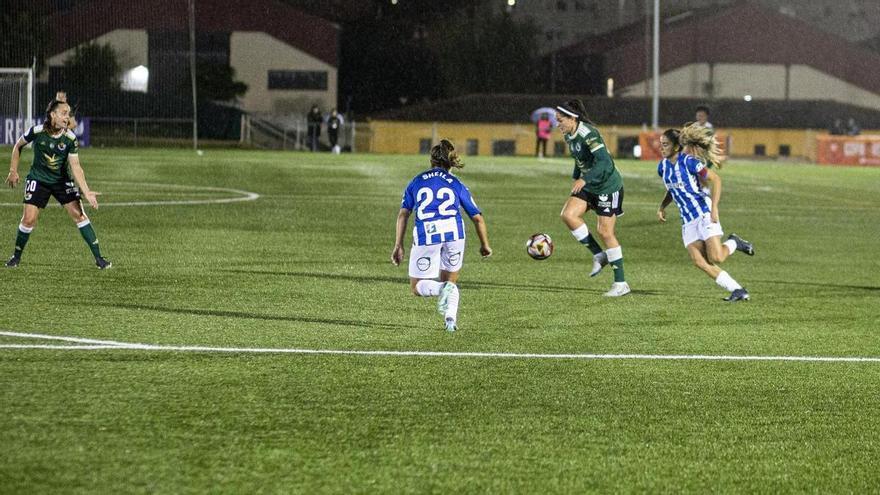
1, 331, 880, 363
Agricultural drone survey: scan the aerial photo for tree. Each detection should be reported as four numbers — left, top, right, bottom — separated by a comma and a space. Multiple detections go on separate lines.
0, 10, 48, 70
194, 62, 248, 103
62, 42, 121, 92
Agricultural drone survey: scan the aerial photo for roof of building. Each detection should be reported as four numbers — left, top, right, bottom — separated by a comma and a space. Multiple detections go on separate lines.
553, 0, 880, 95
48, 0, 339, 67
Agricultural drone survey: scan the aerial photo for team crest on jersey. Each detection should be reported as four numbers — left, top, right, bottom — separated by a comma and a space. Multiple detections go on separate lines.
599, 194, 608, 202
58, 143, 67, 151
448, 252, 461, 266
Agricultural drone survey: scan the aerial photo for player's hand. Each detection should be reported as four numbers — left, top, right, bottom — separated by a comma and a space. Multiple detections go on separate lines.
710, 210, 719, 224
84, 190, 100, 209
5, 170, 19, 188
480, 245, 492, 258
571, 178, 586, 194
391, 245, 404, 266
657, 208, 666, 223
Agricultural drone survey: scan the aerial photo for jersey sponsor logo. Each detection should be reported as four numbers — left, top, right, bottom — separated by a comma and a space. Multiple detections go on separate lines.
417, 257, 431, 272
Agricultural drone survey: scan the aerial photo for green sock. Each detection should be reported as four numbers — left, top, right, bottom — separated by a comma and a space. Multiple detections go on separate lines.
13, 225, 31, 258
579, 234, 603, 255
610, 258, 625, 282
78, 222, 103, 258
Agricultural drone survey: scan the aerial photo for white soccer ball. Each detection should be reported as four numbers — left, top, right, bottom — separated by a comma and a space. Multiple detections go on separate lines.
526, 233, 554, 260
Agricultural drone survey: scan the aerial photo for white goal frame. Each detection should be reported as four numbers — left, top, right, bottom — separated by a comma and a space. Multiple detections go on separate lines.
0, 66, 35, 123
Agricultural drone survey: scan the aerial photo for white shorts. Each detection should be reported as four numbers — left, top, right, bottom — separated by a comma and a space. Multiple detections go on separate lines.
408, 239, 466, 279
682, 213, 724, 247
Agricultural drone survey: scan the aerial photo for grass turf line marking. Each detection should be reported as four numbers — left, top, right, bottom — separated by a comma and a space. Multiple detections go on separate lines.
0, 182, 259, 207
2, 331, 880, 363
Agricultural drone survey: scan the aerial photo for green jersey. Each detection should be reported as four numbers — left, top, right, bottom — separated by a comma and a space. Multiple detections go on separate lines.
564, 122, 623, 195
21, 124, 80, 185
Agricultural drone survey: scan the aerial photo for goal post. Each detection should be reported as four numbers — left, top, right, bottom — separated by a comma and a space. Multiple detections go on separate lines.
0, 66, 35, 127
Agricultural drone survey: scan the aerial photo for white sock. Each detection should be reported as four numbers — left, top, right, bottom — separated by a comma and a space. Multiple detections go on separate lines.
605, 246, 622, 262
723, 239, 737, 257
570, 224, 589, 241
444, 285, 460, 322
76, 219, 91, 229
415, 280, 442, 297
715, 271, 742, 292
18, 223, 33, 234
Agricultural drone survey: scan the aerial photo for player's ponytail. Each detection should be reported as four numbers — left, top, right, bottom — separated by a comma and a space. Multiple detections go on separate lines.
679, 122, 724, 169
430, 139, 464, 170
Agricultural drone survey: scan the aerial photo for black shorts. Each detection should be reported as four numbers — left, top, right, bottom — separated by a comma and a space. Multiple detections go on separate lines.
23, 179, 80, 209
571, 187, 624, 217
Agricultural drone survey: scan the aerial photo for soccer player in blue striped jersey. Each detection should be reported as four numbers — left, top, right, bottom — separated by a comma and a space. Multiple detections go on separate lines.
656, 125, 754, 302
391, 140, 492, 331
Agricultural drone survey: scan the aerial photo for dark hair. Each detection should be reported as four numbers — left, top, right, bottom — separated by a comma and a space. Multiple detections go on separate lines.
44, 100, 68, 130
695, 105, 710, 116
558, 99, 594, 125
662, 128, 682, 154
430, 139, 463, 170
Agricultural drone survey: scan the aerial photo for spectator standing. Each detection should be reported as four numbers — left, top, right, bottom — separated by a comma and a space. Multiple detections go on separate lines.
535, 113, 552, 158
307, 105, 322, 151
829, 118, 846, 135
695, 105, 713, 132
327, 108, 343, 154
846, 118, 861, 136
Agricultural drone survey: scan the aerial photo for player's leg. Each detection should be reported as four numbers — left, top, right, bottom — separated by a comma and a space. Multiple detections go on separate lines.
409, 243, 442, 298
61, 196, 110, 269
688, 241, 748, 301
561, 195, 606, 275
437, 240, 464, 331
597, 213, 629, 296
6, 204, 41, 267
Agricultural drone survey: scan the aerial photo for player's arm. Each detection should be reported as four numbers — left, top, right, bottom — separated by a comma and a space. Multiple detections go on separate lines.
702, 168, 721, 222
391, 208, 411, 266
68, 154, 100, 209
469, 213, 492, 258
6, 137, 27, 187
657, 191, 673, 222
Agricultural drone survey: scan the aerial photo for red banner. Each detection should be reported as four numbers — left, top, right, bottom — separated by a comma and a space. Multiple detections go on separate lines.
816, 135, 880, 166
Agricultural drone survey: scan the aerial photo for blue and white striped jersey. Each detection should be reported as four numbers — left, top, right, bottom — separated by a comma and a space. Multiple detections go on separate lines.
658, 153, 711, 223
401, 168, 481, 246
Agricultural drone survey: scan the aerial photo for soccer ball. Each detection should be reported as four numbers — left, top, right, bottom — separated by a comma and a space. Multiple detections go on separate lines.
526, 233, 554, 260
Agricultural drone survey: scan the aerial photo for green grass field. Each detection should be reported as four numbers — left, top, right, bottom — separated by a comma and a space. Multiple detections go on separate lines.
1, 148, 879, 493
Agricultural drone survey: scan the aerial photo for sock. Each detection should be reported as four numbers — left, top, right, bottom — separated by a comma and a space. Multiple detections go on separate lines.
77, 219, 103, 258
715, 271, 742, 292
723, 239, 737, 257
570, 224, 603, 255
444, 285, 460, 322
13, 223, 32, 258
606, 246, 625, 283
415, 280, 443, 297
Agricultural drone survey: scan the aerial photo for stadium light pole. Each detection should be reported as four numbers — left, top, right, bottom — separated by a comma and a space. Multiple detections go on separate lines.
189, 0, 199, 152
651, 0, 660, 129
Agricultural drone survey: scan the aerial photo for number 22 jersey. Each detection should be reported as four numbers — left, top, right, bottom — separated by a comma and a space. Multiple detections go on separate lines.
400, 168, 481, 246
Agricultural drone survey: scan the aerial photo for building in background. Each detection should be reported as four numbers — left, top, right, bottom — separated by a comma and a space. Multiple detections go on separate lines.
512, 0, 880, 55
42, 0, 339, 115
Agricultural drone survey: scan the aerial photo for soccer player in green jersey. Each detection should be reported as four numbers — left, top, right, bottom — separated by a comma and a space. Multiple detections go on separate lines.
556, 99, 629, 297
4, 99, 111, 269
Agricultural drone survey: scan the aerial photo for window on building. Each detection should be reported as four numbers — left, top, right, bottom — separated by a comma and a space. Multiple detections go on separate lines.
779, 144, 791, 157
466, 139, 479, 156
754, 144, 766, 156
419, 138, 432, 154
268, 71, 328, 90
554, 141, 566, 157
492, 140, 516, 156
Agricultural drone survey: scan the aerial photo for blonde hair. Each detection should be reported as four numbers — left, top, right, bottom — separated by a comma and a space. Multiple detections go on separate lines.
679, 122, 724, 169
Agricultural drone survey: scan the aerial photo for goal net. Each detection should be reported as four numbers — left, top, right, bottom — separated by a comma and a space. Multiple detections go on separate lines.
0, 67, 35, 129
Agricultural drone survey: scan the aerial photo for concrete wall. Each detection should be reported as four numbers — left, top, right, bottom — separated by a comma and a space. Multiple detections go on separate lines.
230, 32, 337, 115
622, 63, 880, 110
362, 120, 860, 161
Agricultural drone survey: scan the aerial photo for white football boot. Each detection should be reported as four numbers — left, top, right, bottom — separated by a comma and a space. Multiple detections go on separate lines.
604, 281, 631, 297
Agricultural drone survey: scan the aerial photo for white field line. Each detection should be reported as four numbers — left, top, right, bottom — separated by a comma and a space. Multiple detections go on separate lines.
0, 182, 259, 207
2, 331, 880, 363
